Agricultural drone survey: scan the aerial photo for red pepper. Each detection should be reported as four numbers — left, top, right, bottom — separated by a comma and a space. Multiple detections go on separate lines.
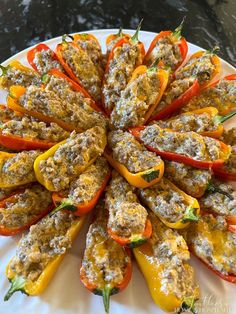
204, 73, 236, 90
106, 28, 131, 50
50, 170, 111, 216
102, 23, 145, 115
0, 189, 54, 236
56, 35, 97, 102
213, 168, 236, 181
192, 251, 236, 284
27, 43, 62, 73
107, 219, 152, 248
130, 126, 231, 170
44, 69, 104, 113
149, 78, 200, 121
144, 19, 188, 72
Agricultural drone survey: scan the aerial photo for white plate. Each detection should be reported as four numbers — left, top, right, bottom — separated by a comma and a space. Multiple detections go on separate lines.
0, 29, 235, 314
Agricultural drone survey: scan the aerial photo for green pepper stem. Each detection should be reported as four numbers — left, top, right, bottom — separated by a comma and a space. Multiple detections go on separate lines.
49, 200, 77, 217
62, 34, 74, 43
41, 73, 49, 84
215, 109, 236, 124
4, 276, 27, 301
102, 286, 111, 313
117, 27, 123, 37
131, 19, 143, 43
182, 207, 199, 223
207, 182, 234, 201
173, 16, 186, 39
0, 65, 8, 77
206, 46, 220, 55
178, 297, 196, 314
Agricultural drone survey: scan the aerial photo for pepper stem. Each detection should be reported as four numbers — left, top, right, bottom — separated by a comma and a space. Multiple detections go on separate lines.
215, 109, 236, 124
207, 182, 234, 201
182, 207, 199, 223
49, 200, 77, 217
206, 46, 220, 55
102, 286, 111, 313
178, 297, 196, 314
4, 276, 27, 301
173, 16, 186, 39
117, 27, 123, 37
41, 73, 49, 84
0, 65, 8, 76
62, 34, 74, 43
131, 19, 143, 43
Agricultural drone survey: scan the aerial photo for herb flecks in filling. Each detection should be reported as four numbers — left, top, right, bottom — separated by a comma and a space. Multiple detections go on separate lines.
38, 127, 107, 191
81, 203, 130, 287
0, 184, 52, 229
60, 157, 110, 205
108, 130, 162, 173
164, 161, 211, 198
10, 211, 79, 282
181, 78, 236, 115
111, 71, 160, 129
140, 124, 222, 161
61, 44, 102, 102
146, 36, 182, 70
186, 214, 236, 275
105, 171, 148, 237
1, 150, 41, 187
148, 212, 199, 300
138, 178, 189, 223
103, 42, 143, 111
33, 50, 64, 75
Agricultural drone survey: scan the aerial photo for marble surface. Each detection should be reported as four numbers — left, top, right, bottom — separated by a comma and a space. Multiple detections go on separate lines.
0, 0, 235, 66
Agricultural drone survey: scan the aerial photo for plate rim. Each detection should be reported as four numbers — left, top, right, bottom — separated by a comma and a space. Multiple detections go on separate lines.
1, 28, 235, 73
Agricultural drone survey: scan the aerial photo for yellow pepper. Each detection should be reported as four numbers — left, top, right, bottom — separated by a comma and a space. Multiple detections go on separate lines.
133, 241, 199, 312
7, 85, 84, 132
104, 149, 164, 188
140, 178, 200, 229
0, 151, 37, 188
4, 215, 85, 300
34, 130, 107, 191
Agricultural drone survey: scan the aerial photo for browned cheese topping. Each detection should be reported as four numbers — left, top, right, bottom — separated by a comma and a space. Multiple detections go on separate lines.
138, 177, 189, 223
181, 78, 236, 115
60, 157, 110, 205
10, 211, 79, 282
145, 35, 182, 70
156, 111, 218, 133
147, 212, 199, 299
110, 70, 160, 129
108, 130, 162, 173
61, 44, 102, 102
81, 203, 131, 287
222, 152, 236, 173
1, 116, 69, 142
152, 77, 196, 116
0, 184, 52, 229
0, 64, 41, 89
221, 127, 236, 147
199, 179, 236, 216
19, 85, 108, 131
33, 49, 64, 75
186, 214, 236, 275
102, 42, 143, 112
38, 127, 107, 191
164, 161, 211, 198
140, 124, 222, 161
175, 52, 216, 85
105, 171, 148, 237
0, 150, 41, 187
76, 35, 104, 77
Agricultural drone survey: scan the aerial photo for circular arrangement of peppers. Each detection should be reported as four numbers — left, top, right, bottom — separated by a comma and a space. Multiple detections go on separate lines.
0, 19, 236, 314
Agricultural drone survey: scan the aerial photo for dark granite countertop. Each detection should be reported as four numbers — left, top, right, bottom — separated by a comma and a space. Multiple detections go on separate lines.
0, 0, 235, 66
